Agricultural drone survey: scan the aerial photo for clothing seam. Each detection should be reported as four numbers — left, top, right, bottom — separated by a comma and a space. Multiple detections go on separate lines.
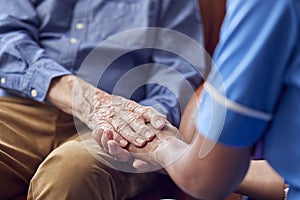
204, 82, 273, 121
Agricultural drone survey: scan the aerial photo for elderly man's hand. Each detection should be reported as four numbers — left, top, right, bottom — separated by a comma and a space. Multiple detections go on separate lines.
70, 76, 166, 147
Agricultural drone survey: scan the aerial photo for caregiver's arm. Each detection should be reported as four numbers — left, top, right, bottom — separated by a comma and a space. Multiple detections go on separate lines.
124, 125, 251, 200
156, 134, 252, 199
235, 160, 285, 200
179, 87, 285, 200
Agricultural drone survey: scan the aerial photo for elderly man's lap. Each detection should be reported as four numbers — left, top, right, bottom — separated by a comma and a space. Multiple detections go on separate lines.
0, 97, 159, 200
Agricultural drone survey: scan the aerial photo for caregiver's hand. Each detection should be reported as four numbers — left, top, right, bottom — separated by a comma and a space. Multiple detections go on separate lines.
94, 120, 183, 171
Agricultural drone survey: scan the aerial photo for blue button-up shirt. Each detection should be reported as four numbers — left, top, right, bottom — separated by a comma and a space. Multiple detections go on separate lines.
0, 0, 204, 127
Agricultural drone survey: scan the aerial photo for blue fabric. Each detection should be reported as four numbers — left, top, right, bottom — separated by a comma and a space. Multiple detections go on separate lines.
0, 0, 204, 127
287, 187, 300, 200
196, 0, 300, 197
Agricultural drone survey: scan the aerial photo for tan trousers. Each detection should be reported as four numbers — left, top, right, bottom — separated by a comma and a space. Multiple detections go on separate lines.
0, 97, 162, 200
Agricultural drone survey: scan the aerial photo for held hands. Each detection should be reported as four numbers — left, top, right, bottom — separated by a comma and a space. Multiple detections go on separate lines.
93, 120, 182, 171
71, 76, 166, 147
48, 75, 170, 168
91, 93, 166, 147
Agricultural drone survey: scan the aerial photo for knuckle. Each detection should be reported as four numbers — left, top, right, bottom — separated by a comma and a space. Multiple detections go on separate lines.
138, 125, 150, 134
112, 118, 128, 132
134, 106, 147, 114
111, 95, 125, 106
122, 112, 142, 124
146, 106, 158, 115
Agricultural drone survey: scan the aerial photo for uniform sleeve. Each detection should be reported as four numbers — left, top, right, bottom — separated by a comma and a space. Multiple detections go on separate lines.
139, 0, 204, 127
0, 1, 71, 102
196, 0, 297, 146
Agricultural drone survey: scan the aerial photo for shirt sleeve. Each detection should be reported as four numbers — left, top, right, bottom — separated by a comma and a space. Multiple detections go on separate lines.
0, 1, 71, 102
139, 0, 204, 127
196, 0, 297, 146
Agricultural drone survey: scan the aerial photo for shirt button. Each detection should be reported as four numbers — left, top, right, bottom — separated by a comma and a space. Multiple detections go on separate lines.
1, 77, 6, 84
70, 37, 78, 44
31, 89, 38, 97
76, 23, 84, 30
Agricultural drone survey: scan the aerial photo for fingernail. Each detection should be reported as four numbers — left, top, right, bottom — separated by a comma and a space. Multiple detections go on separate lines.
155, 120, 164, 128
111, 142, 121, 152
145, 131, 153, 139
135, 137, 145, 145
120, 139, 128, 147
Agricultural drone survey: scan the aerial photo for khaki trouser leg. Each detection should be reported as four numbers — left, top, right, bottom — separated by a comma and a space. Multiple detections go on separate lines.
28, 136, 160, 200
0, 97, 160, 200
0, 97, 67, 200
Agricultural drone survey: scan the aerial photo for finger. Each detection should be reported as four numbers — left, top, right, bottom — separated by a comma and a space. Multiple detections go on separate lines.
107, 140, 132, 162
104, 129, 113, 140
135, 106, 166, 129
94, 121, 114, 138
92, 128, 104, 144
119, 110, 154, 141
94, 122, 115, 150
147, 121, 180, 139
114, 134, 128, 148
132, 159, 150, 172
104, 129, 128, 148
111, 118, 146, 147
102, 128, 127, 149
101, 131, 109, 151
97, 121, 128, 148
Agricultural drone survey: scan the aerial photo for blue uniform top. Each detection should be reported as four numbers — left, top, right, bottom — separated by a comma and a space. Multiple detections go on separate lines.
0, 0, 204, 127
196, 0, 300, 198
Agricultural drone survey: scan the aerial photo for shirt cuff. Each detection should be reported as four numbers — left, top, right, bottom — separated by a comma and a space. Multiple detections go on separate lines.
23, 58, 72, 102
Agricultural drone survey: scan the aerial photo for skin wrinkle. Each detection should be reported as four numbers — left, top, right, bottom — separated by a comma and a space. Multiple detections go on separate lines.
71, 76, 165, 147
48, 75, 167, 150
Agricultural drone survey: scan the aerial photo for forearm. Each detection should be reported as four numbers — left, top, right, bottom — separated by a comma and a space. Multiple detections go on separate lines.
156, 135, 251, 200
49, 75, 166, 147
235, 160, 285, 200
179, 85, 203, 143
47, 75, 109, 127
47, 75, 74, 114
158, 140, 227, 200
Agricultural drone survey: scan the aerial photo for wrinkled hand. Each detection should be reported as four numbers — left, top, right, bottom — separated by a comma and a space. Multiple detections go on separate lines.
93, 120, 181, 171
98, 94, 167, 147
79, 86, 166, 147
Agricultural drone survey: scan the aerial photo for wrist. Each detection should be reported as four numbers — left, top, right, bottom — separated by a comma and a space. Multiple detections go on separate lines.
47, 75, 76, 114
71, 77, 110, 129
155, 136, 188, 167
48, 75, 110, 130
